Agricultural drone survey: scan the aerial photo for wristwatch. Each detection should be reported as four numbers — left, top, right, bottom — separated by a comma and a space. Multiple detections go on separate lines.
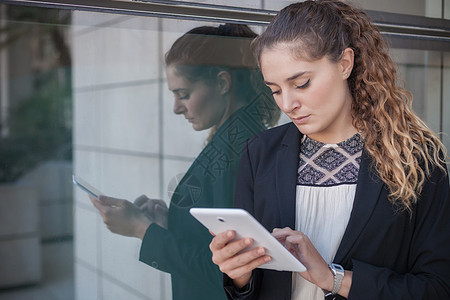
324, 263, 345, 297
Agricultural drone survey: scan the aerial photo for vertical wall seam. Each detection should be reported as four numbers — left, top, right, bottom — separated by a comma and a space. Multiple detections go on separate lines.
157, 17, 167, 300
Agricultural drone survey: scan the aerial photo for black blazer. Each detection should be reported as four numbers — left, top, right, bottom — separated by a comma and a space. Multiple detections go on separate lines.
139, 100, 269, 300
224, 122, 450, 300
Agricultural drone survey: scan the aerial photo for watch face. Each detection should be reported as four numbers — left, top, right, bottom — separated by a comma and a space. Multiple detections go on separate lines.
329, 263, 345, 277
330, 263, 344, 272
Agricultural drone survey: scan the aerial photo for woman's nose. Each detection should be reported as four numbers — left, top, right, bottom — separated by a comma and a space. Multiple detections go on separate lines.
278, 90, 300, 113
173, 99, 186, 115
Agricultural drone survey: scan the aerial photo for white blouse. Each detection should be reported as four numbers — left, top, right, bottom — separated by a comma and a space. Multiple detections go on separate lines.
291, 134, 363, 300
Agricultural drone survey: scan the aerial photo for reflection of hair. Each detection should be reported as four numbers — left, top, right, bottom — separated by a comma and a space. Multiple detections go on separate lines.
165, 24, 280, 131
253, 0, 447, 213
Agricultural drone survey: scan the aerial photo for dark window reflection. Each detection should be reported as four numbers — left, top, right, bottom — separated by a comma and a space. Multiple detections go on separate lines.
0, 4, 73, 299
87, 24, 280, 300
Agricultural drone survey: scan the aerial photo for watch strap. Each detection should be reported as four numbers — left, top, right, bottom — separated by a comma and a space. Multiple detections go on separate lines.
328, 263, 344, 295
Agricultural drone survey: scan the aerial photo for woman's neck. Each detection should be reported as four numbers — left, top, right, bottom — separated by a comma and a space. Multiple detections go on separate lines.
217, 99, 244, 129
306, 126, 359, 144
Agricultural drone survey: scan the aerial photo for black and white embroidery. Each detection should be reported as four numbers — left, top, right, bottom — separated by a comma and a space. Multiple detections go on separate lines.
313, 148, 347, 171
334, 162, 359, 182
338, 134, 363, 155
297, 134, 363, 186
301, 138, 324, 158
298, 165, 325, 185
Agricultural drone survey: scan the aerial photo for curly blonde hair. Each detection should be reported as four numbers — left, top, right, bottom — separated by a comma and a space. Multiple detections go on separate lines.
252, 0, 447, 213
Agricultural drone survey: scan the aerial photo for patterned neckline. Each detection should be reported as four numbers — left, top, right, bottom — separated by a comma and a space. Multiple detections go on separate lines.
297, 133, 364, 186
300, 133, 363, 157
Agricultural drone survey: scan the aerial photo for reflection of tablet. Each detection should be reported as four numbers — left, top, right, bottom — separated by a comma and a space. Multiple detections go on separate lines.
72, 175, 102, 199
190, 208, 306, 272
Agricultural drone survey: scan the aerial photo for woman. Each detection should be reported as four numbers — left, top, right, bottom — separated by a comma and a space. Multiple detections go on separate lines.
90, 24, 279, 300
209, 1, 450, 299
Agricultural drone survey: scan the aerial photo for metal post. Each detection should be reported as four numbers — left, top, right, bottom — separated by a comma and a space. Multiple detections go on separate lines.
0, 4, 10, 137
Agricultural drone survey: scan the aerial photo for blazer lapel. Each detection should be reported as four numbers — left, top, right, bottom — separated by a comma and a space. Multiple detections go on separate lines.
334, 149, 384, 263
276, 123, 301, 229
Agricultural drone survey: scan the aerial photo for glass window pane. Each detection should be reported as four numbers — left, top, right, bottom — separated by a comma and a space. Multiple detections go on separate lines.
150, 0, 445, 18
443, 52, 450, 156
391, 49, 442, 133
446, 0, 450, 19
264, 0, 444, 17
0, 2, 449, 300
0, 3, 74, 298
354, 0, 443, 18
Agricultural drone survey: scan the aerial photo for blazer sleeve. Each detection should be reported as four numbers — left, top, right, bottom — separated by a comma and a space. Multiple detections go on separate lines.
349, 165, 450, 299
139, 222, 224, 290
222, 137, 265, 300
138, 135, 243, 293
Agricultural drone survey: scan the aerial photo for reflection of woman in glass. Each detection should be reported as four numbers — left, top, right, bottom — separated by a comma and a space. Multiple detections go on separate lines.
90, 24, 279, 300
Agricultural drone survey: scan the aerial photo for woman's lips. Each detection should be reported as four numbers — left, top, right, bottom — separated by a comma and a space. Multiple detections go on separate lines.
292, 115, 310, 125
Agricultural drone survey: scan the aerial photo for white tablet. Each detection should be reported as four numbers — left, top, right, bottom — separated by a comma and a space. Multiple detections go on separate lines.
190, 208, 306, 272
72, 175, 102, 199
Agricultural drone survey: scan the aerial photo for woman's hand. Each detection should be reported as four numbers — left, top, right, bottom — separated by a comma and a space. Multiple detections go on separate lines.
272, 227, 334, 292
89, 195, 151, 240
273, 228, 353, 297
209, 230, 271, 288
134, 195, 169, 229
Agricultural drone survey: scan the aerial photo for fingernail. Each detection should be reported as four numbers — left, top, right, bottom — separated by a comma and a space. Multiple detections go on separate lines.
258, 247, 265, 255
265, 256, 271, 262
245, 238, 252, 245
227, 231, 233, 237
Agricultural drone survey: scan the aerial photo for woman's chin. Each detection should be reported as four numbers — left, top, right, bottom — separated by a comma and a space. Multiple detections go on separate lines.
191, 123, 203, 131
192, 123, 215, 132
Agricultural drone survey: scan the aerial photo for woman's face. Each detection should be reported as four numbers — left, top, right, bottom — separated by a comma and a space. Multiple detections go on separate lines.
166, 65, 227, 131
260, 45, 356, 143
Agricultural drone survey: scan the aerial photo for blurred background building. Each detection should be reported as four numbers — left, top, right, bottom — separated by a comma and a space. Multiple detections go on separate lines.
0, 0, 449, 299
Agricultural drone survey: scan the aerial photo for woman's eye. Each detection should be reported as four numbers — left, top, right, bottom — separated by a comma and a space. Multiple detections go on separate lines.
178, 93, 190, 100
271, 90, 280, 95
295, 79, 310, 89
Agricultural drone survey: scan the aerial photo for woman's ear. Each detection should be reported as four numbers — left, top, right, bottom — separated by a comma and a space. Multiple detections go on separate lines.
216, 71, 232, 95
340, 48, 354, 79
